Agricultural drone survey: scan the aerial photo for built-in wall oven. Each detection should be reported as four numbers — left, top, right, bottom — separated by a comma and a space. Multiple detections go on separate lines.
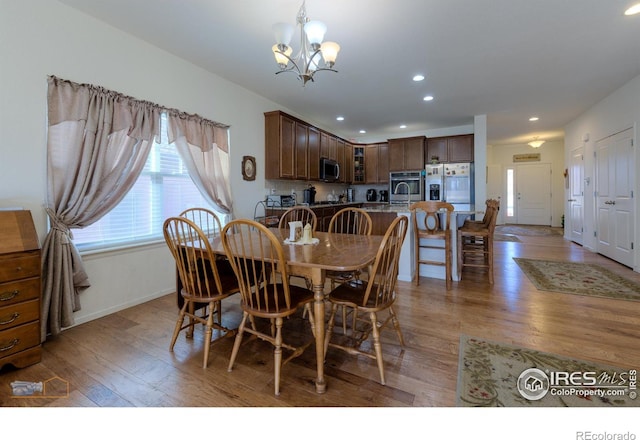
389, 170, 424, 204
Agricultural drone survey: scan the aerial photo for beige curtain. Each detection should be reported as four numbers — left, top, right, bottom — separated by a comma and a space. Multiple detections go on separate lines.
42, 76, 160, 341
167, 112, 232, 213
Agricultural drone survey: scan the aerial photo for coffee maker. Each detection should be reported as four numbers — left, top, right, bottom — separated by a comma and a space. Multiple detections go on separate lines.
379, 190, 389, 202
303, 185, 316, 204
366, 189, 377, 202
346, 187, 355, 203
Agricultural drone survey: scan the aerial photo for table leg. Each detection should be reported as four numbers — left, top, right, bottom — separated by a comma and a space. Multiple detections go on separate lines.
311, 268, 326, 393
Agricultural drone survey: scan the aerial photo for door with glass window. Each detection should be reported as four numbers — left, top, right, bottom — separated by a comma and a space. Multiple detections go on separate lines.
513, 163, 552, 225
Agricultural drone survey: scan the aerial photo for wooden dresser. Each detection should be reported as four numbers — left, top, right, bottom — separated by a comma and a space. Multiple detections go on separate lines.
0, 210, 42, 370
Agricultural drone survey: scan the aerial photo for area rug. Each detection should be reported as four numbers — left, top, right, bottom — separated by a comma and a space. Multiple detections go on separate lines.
514, 258, 640, 302
496, 225, 563, 237
457, 335, 638, 407
494, 233, 520, 242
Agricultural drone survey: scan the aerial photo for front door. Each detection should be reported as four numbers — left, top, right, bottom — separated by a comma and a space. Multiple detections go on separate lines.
516, 163, 552, 225
595, 128, 634, 267
568, 146, 584, 244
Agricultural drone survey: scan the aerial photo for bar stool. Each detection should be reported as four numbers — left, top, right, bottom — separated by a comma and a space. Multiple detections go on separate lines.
457, 199, 500, 284
410, 201, 455, 289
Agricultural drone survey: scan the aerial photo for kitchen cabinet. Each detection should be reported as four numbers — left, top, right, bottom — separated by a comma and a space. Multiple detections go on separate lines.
367, 211, 398, 236
343, 143, 353, 183
295, 121, 309, 180
0, 210, 42, 370
335, 138, 345, 183
364, 143, 389, 184
265, 111, 296, 179
426, 134, 474, 163
266, 110, 352, 183
320, 131, 337, 161
307, 126, 320, 180
353, 146, 365, 184
378, 142, 389, 183
388, 136, 425, 171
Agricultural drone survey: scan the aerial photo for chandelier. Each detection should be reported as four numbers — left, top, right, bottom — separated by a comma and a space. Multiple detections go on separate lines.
271, 1, 340, 86
528, 137, 545, 148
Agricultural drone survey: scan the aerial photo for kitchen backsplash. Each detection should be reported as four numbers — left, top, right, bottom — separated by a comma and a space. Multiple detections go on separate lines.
265, 180, 388, 204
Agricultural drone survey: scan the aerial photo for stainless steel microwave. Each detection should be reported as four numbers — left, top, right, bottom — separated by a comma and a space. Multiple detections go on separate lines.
320, 157, 340, 182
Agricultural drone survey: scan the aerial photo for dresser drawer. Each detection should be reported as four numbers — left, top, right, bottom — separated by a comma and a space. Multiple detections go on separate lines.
0, 277, 40, 307
0, 250, 40, 282
0, 321, 40, 359
0, 299, 39, 331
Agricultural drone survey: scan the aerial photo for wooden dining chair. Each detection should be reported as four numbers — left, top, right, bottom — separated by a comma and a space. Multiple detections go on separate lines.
278, 206, 317, 233
323, 215, 408, 385
457, 199, 500, 284
278, 206, 318, 288
326, 207, 373, 334
163, 216, 240, 368
179, 207, 223, 240
178, 207, 230, 316
410, 201, 455, 289
221, 219, 316, 396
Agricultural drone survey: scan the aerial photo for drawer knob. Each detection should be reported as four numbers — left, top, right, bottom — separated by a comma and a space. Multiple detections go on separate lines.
0, 290, 19, 301
0, 338, 19, 352
0, 312, 19, 326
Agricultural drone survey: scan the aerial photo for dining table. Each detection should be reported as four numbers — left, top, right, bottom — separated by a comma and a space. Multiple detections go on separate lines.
208, 227, 384, 393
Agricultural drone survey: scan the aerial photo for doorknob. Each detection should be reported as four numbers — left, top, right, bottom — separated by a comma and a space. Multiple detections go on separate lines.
567, 199, 576, 202
604, 200, 616, 205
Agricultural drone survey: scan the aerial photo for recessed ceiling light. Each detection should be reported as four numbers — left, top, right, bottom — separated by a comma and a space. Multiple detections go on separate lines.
413, 74, 425, 82
624, 3, 640, 15
529, 116, 539, 121
336, 116, 344, 121
423, 95, 434, 101
400, 124, 407, 129
359, 130, 366, 134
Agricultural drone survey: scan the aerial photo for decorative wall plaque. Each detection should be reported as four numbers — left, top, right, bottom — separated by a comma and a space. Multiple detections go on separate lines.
513, 153, 541, 162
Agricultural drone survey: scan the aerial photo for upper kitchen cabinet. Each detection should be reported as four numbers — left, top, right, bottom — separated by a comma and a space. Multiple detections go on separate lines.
295, 121, 309, 180
364, 142, 389, 184
388, 136, 426, 171
426, 134, 474, 163
353, 146, 365, 184
265, 111, 296, 179
320, 131, 337, 161
343, 142, 353, 183
307, 126, 320, 180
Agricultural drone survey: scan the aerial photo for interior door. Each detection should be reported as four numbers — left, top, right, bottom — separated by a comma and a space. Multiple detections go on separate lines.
515, 163, 551, 225
486, 164, 504, 225
596, 128, 634, 267
568, 146, 584, 244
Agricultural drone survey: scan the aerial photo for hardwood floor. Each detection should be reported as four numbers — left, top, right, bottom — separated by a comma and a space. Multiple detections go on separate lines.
2, 229, 640, 407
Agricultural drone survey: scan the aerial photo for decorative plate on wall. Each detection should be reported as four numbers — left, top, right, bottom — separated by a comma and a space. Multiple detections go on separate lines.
242, 155, 256, 181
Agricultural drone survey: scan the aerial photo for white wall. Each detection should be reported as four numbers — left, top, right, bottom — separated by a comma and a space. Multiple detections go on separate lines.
487, 140, 565, 227
0, 0, 284, 326
564, 74, 640, 272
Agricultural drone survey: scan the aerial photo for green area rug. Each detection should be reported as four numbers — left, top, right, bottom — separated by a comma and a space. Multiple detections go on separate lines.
514, 258, 640, 302
496, 225, 563, 236
457, 335, 638, 407
494, 234, 520, 242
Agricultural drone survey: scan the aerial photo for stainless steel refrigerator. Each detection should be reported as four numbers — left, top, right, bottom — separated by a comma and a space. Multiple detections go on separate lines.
424, 164, 444, 201
443, 163, 474, 211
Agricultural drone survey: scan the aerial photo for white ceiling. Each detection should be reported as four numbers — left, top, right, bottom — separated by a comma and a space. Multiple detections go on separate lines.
57, 0, 640, 145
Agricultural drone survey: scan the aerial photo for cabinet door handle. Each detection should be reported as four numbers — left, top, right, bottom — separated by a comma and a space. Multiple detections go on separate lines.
0, 312, 19, 326
0, 338, 19, 352
0, 290, 19, 301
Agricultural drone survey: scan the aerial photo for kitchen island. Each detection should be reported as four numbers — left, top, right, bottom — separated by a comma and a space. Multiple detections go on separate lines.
263, 200, 477, 284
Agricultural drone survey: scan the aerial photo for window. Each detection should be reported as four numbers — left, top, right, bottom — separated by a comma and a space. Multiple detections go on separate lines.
506, 168, 515, 218
73, 113, 227, 251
